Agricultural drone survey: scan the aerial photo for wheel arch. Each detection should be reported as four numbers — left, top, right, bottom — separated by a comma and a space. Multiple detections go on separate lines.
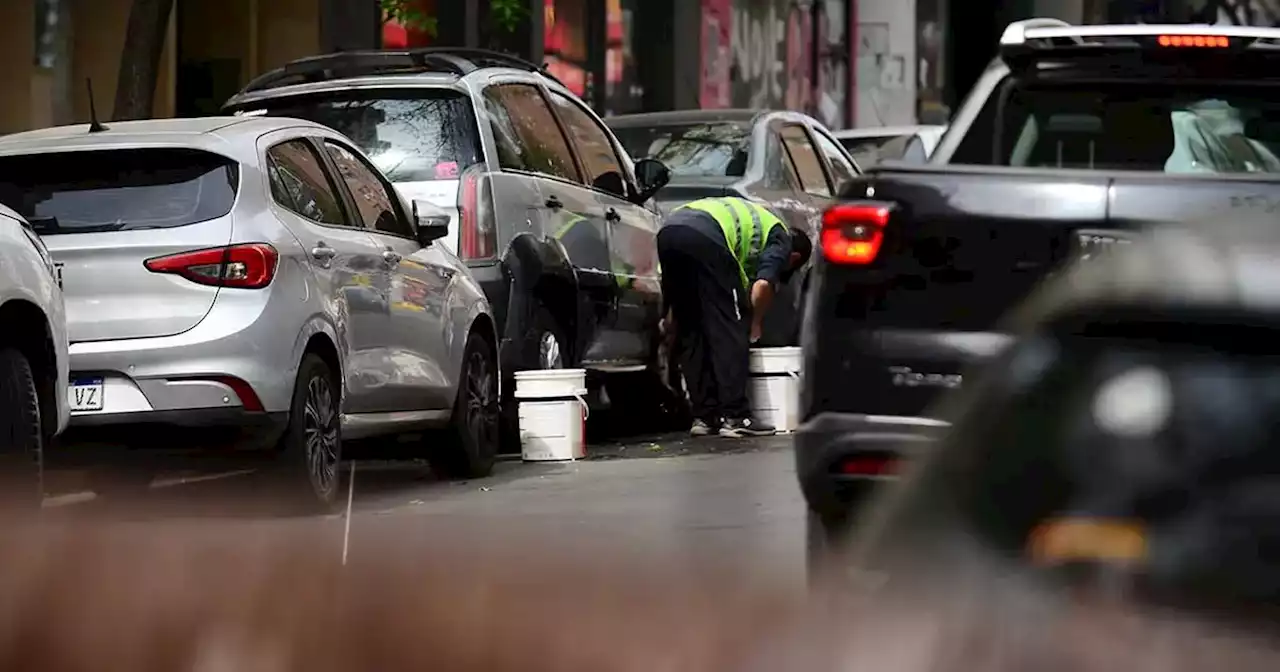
502, 232, 579, 363
291, 316, 344, 406
0, 299, 56, 441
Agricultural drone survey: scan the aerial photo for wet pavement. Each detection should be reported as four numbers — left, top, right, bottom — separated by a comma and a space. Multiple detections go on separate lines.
41, 432, 808, 587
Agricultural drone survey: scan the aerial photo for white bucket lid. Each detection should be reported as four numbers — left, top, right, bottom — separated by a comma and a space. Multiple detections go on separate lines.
514, 368, 588, 382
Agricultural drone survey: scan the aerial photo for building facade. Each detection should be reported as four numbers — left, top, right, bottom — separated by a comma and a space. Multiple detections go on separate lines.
3, 0, 378, 134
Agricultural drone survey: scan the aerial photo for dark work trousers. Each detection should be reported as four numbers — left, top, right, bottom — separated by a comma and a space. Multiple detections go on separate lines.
657, 224, 751, 423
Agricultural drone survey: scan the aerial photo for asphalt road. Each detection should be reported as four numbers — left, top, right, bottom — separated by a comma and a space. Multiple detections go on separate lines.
42, 433, 809, 588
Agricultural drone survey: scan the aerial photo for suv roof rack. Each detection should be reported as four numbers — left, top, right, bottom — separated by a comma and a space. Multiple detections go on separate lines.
239, 47, 563, 95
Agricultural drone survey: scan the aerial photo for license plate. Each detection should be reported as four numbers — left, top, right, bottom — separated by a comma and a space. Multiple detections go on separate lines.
69, 377, 104, 412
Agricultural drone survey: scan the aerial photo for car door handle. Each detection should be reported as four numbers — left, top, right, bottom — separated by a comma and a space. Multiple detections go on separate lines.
311, 244, 337, 260
382, 249, 402, 265
605, 208, 621, 222
544, 195, 563, 209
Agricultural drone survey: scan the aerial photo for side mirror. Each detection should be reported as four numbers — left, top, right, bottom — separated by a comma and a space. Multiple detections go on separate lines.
631, 158, 670, 204
411, 199, 450, 247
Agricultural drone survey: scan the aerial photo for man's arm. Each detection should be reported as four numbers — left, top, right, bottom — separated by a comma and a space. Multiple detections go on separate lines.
749, 227, 792, 342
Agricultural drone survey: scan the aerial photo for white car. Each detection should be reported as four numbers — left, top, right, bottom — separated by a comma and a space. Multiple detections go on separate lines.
0, 204, 69, 506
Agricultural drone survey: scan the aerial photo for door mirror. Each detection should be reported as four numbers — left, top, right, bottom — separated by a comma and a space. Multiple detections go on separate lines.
411, 199, 450, 247
631, 158, 671, 204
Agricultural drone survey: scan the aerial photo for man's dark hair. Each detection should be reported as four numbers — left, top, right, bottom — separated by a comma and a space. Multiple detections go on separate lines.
790, 229, 813, 270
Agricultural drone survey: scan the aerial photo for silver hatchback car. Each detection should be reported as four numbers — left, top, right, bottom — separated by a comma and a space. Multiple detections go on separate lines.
0, 116, 498, 510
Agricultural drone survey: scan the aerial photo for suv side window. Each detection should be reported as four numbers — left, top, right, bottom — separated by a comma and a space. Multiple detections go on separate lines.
779, 124, 831, 197
266, 140, 348, 227
322, 140, 413, 238
546, 90, 628, 198
482, 84, 580, 183
812, 129, 859, 192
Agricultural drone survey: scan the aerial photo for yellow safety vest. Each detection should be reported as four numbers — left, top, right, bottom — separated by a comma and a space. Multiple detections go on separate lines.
674, 197, 787, 288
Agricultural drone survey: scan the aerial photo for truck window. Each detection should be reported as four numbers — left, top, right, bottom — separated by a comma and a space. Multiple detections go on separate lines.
951, 82, 1280, 175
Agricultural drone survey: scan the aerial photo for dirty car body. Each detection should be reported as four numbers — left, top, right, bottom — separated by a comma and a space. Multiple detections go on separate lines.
224, 49, 672, 425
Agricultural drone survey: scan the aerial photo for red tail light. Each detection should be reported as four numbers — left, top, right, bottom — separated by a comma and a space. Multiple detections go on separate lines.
821, 203, 891, 265
144, 243, 278, 289
838, 456, 899, 476
458, 165, 495, 261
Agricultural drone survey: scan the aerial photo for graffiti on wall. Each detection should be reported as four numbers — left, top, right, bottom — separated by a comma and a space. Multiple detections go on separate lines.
727, 0, 812, 110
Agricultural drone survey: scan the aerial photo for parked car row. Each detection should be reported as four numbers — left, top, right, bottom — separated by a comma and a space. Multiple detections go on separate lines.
0, 45, 904, 511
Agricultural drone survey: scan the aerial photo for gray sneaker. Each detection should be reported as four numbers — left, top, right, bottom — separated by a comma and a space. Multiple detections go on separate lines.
690, 418, 714, 437
718, 417, 776, 438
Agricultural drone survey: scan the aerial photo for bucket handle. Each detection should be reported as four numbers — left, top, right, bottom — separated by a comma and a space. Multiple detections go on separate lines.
576, 393, 590, 420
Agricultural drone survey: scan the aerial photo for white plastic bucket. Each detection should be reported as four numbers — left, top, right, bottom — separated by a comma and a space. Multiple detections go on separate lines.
748, 347, 801, 433
514, 369, 589, 461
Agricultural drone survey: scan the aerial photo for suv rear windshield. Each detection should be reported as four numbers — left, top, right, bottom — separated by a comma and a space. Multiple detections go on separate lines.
609, 122, 751, 178
953, 82, 1280, 174
0, 148, 238, 235
242, 89, 482, 182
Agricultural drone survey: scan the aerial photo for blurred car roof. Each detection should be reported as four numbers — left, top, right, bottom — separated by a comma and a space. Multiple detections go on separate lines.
605, 109, 764, 127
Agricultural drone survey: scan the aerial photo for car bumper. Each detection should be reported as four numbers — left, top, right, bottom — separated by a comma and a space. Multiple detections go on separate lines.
64, 289, 302, 428
794, 412, 947, 519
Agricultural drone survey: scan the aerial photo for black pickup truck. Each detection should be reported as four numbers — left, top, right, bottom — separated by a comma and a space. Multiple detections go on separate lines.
797, 19, 1280, 557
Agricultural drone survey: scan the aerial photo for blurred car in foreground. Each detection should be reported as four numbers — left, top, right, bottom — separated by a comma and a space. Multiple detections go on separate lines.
0, 116, 497, 510
804, 220, 1280, 598
224, 48, 673, 431
607, 109, 860, 345
797, 19, 1280, 545
0, 204, 68, 506
832, 124, 947, 166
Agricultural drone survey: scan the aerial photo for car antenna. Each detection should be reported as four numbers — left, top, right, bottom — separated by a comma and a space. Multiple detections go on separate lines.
86, 79, 107, 133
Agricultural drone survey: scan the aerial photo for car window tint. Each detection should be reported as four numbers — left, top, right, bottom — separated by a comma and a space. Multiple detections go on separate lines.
547, 91, 627, 197
812, 130, 858, 191
482, 84, 579, 182
0, 148, 239, 235
323, 140, 412, 238
265, 140, 348, 227
779, 125, 831, 197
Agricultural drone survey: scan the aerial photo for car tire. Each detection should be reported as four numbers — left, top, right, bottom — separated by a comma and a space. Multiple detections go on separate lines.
429, 332, 500, 480
0, 347, 44, 510
501, 304, 568, 452
272, 353, 343, 513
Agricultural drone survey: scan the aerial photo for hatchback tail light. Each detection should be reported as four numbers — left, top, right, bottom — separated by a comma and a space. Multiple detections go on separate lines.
821, 203, 892, 265
458, 165, 495, 261
144, 243, 278, 289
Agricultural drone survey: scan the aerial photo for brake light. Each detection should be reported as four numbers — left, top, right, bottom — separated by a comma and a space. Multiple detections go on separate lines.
144, 243, 278, 289
458, 166, 495, 261
838, 456, 898, 476
821, 203, 891, 265
1157, 34, 1229, 48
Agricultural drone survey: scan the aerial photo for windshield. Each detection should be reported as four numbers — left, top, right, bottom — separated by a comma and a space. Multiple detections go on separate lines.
838, 134, 908, 167
609, 122, 750, 178
245, 89, 482, 182
0, 148, 238, 235
952, 82, 1280, 174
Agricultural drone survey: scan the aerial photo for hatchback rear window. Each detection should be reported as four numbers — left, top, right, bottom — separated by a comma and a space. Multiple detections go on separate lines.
609, 122, 751, 178
0, 148, 238, 235
238, 89, 483, 182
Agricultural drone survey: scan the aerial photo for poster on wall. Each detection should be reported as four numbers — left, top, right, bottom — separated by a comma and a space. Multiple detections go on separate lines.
700, 0, 733, 108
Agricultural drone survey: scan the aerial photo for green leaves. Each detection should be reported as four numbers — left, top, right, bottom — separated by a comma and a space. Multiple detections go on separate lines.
489, 0, 528, 34
381, 0, 438, 37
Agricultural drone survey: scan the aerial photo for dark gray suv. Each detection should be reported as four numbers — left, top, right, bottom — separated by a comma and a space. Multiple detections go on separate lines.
223, 48, 675, 439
